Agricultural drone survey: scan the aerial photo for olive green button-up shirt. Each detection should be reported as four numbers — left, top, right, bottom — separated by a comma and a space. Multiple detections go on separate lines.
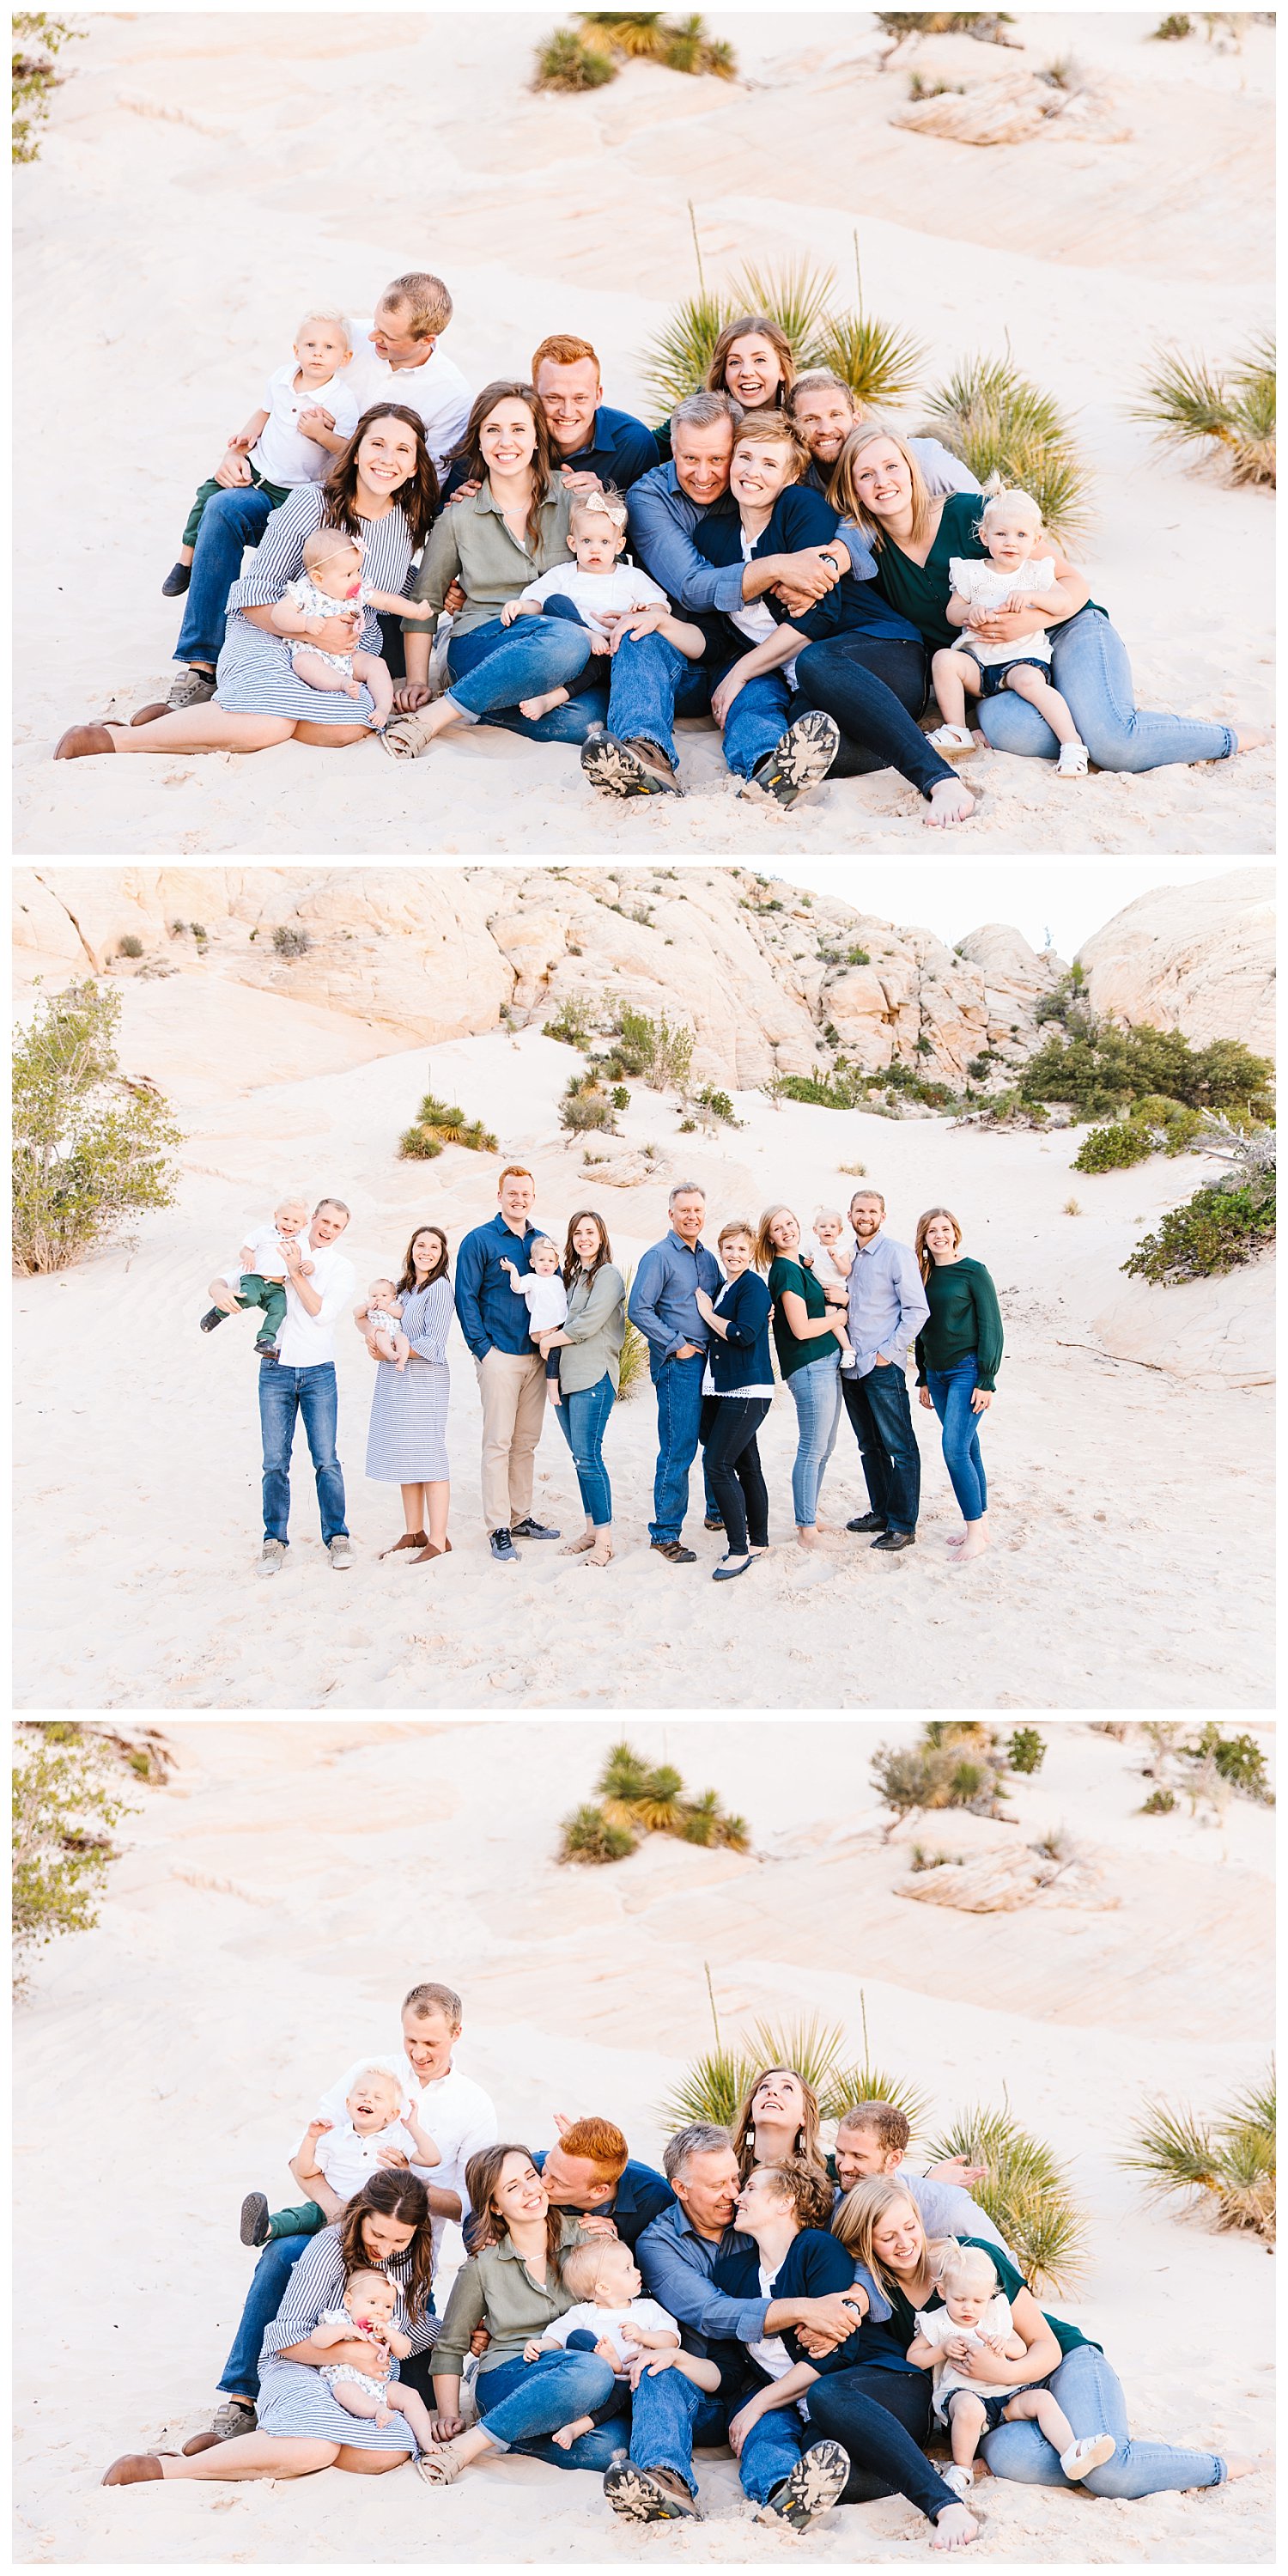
432, 2216, 590, 2378
404, 480, 576, 636
558, 1262, 627, 1397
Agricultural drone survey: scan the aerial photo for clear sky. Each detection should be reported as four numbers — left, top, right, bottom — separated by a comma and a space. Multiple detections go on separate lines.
765, 860, 1237, 962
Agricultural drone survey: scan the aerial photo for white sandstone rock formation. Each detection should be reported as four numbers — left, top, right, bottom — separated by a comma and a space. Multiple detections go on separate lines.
1076, 867, 1275, 1057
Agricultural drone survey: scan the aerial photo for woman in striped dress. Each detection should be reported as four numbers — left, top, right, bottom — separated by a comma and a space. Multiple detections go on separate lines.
103, 2171, 438, 2486
56, 409, 439, 759
360, 1224, 453, 1562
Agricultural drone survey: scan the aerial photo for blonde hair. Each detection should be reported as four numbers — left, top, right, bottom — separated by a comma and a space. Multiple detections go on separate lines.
560, 2238, 627, 2301
303, 527, 361, 576
828, 422, 936, 551
381, 271, 453, 339
732, 405, 810, 483
813, 1207, 843, 1229
939, 2244, 999, 2301
980, 487, 1042, 534
347, 2063, 403, 2110
914, 1205, 963, 1284
718, 1219, 756, 1251
832, 2174, 929, 2284
295, 307, 353, 351
755, 1203, 799, 1270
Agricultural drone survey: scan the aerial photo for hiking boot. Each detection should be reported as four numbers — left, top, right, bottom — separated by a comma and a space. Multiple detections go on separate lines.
161, 562, 192, 597
604, 2461, 702, 2521
580, 730, 682, 798
489, 1527, 519, 1563
741, 710, 839, 809
240, 2191, 270, 2247
327, 1536, 355, 1570
758, 2440, 851, 2530
650, 1539, 696, 1565
257, 1540, 286, 1579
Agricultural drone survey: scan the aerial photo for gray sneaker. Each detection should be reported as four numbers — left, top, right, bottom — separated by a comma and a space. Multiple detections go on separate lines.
167, 667, 217, 711
327, 1536, 355, 1570
257, 1540, 286, 1579
181, 2397, 257, 2453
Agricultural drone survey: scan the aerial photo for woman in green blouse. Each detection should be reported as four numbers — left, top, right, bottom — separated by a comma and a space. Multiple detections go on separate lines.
913, 1209, 1002, 1562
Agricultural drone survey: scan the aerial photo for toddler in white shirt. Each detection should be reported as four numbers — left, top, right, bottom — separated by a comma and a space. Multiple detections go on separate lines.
164, 310, 362, 597
498, 487, 705, 721
929, 490, 1089, 776
199, 1195, 313, 1358
526, 2238, 717, 2448
239, 2064, 441, 2250
313, 2265, 438, 2451
908, 2243, 1115, 2500
500, 1236, 568, 1401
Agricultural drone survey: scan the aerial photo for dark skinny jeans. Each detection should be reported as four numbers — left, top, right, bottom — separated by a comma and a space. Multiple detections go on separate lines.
792, 633, 956, 797
806, 2365, 955, 2515
700, 1394, 770, 1555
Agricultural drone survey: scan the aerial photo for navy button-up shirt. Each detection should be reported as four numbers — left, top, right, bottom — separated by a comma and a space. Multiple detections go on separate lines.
454, 1209, 547, 1360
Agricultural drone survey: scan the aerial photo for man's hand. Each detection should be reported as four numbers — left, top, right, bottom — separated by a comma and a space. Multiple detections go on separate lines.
209, 1281, 242, 1315
575, 2214, 619, 2238
792, 2291, 864, 2354
673, 1342, 701, 1361
560, 467, 605, 494
926, 2156, 988, 2189
470, 2324, 492, 2359
213, 448, 253, 490
376, 2146, 411, 2170
393, 682, 433, 714
447, 481, 482, 507
443, 579, 467, 616
769, 545, 843, 614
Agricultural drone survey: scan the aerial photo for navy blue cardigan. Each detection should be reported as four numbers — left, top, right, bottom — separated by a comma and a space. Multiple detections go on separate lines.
706, 1270, 774, 1394
690, 484, 921, 666
708, 2226, 861, 2400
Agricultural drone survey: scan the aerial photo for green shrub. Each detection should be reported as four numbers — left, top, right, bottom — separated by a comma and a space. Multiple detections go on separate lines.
398, 1126, 444, 1160
560, 1075, 616, 1133
918, 354, 1092, 544
1122, 1177, 1274, 1284
272, 925, 312, 958
399, 1087, 498, 1158
12, 979, 183, 1275
1022, 1023, 1274, 1121
926, 2104, 1090, 2290
1141, 1787, 1177, 1813
577, 11, 737, 76
1151, 12, 1192, 33
544, 996, 596, 1049
696, 1086, 738, 1125
13, 11, 84, 162
872, 1731, 1005, 1818
877, 9, 1015, 34
611, 1085, 630, 1111
1132, 333, 1275, 488
13, 1723, 139, 1988
1073, 1119, 1158, 1173
532, 26, 617, 88
611, 1005, 693, 1092
578, 1739, 749, 1861
1008, 1727, 1046, 1775
117, 935, 143, 960
1121, 2063, 1274, 2239
1182, 1722, 1273, 1805
558, 1803, 637, 1863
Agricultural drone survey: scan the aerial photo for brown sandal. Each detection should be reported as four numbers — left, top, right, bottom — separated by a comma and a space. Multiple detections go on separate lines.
54, 723, 117, 760
380, 1530, 428, 1558
411, 1537, 453, 1563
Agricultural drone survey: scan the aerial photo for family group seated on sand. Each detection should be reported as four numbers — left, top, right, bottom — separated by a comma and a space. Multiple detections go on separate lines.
102, 1979, 1258, 2539
203, 1169, 1003, 1585
53, 271, 1264, 827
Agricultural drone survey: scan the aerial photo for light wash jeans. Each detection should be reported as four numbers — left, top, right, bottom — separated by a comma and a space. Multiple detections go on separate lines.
786, 1349, 841, 1526
474, 2348, 626, 2470
924, 1352, 987, 1521
976, 606, 1235, 771
553, 1370, 616, 1526
980, 2344, 1226, 2497
444, 612, 607, 744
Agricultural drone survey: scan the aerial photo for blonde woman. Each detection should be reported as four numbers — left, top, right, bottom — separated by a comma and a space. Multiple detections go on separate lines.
756, 1205, 846, 1550
914, 1209, 1003, 1563
830, 423, 1264, 774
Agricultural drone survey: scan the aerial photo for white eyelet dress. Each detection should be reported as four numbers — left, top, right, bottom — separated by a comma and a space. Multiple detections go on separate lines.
364, 1276, 453, 1482
215, 485, 415, 729
256, 2224, 439, 2453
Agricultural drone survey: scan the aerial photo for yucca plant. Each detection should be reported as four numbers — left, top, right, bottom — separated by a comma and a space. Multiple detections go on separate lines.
1121, 2064, 1274, 2239
678, 1788, 751, 1850
925, 2103, 1090, 2291
615, 1274, 648, 1402
812, 311, 927, 411
577, 11, 736, 75
558, 1802, 638, 1863
729, 259, 838, 362
533, 26, 617, 88
659, 2007, 929, 2136
1131, 334, 1275, 486
919, 354, 1094, 543
398, 1125, 444, 1160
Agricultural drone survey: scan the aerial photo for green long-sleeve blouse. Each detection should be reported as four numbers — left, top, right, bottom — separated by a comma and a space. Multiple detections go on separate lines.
914, 1256, 1004, 1392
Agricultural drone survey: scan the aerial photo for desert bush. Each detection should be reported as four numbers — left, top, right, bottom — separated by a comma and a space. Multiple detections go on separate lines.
1132, 334, 1275, 488
696, 1086, 738, 1125
1121, 2064, 1275, 2240
1182, 1722, 1273, 1805
1022, 1024, 1274, 1121
560, 1074, 617, 1134
117, 935, 144, 960
532, 25, 617, 88
1151, 11, 1192, 32
1008, 1727, 1046, 1775
1033, 961, 1089, 1028
13, 10, 83, 161
272, 925, 312, 959
398, 1087, 498, 1160
544, 996, 597, 1050
558, 1803, 637, 1863
878, 9, 1016, 35
398, 1127, 444, 1160
611, 1085, 630, 1111
616, 1279, 648, 1404
13, 979, 183, 1275
1140, 1787, 1177, 1813
919, 354, 1093, 544
1122, 1175, 1274, 1285
578, 10, 737, 75
1073, 1119, 1159, 1173
12, 1723, 140, 1988
660, 2007, 930, 2138
872, 1732, 1006, 1818
925, 2103, 1090, 2290
572, 1739, 748, 1865
611, 1005, 694, 1092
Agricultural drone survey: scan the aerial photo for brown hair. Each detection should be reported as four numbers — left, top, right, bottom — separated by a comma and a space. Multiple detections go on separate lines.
732, 2063, 823, 2181
338, 2168, 434, 2323
396, 1226, 449, 1300
732, 405, 810, 484
532, 332, 600, 380
717, 1219, 756, 1251
789, 369, 857, 411
450, 382, 557, 551
465, 2143, 565, 2269
403, 1980, 462, 2024
752, 2155, 837, 2232
706, 313, 795, 406
322, 405, 439, 549
827, 422, 936, 552
832, 2173, 930, 2291
754, 1204, 799, 1272
562, 1209, 612, 1291
837, 2100, 911, 2156
381, 271, 453, 339
914, 1206, 963, 1286
556, 2115, 629, 2183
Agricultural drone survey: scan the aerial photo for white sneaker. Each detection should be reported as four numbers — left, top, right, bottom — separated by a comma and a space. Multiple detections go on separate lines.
1055, 740, 1089, 777
257, 1540, 286, 1579
927, 723, 975, 756
939, 2463, 975, 2500
1060, 2433, 1115, 2479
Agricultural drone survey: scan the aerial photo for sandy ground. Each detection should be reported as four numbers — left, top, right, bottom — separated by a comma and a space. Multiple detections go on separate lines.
11, 1717, 1275, 2565
12, 1004, 1273, 1714
14, 9, 1273, 857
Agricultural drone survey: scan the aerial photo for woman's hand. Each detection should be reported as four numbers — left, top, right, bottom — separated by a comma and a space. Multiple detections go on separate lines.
694, 1288, 715, 1322
605, 603, 671, 652
727, 2401, 764, 2457
968, 606, 1046, 645
970, 1388, 993, 1414
428, 2411, 466, 2441
394, 682, 433, 714
919, 1385, 933, 1409
711, 661, 755, 728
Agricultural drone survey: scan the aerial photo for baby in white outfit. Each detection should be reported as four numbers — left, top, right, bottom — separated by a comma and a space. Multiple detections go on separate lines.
526, 2238, 716, 2449
929, 490, 1088, 776
908, 2243, 1115, 2500
314, 2266, 438, 2451
358, 1277, 410, 1370
499, 486, 704, 722
500, 1237, 568, 1402
272, 528, 434, 729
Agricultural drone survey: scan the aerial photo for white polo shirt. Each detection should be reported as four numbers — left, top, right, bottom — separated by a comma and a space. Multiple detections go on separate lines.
340, 329, 472, 475
271, 1239, 357, 1367
315, 2116, 422, 2202
251, 362, 361, 488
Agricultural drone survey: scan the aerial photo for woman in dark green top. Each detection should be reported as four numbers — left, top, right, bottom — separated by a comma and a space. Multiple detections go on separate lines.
826, 423, 1263, 774
913, 1208, 1002, 1560
755, 1204, 848, 1550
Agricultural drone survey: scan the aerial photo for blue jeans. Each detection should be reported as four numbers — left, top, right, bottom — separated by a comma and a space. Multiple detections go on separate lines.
219, 2233, 312, 2401
475, 2350, 627, 2470
977, 606, 1235, 771
605, 629, 713, 770
258, 1358, 347, 1545
175, 484, 273, 667
980, 2343, 1225, 2498
841, 1363, 920, 1535
804, 2367, 958, 2519
719, 664, 796, 782
554, 1370, 616, 1526
628, 2364, 728, 2497
793, 633, 954, 795
647, 1351, 718, 1544
445, 612, 607, 744
786, 1350, 841, 1526
925, 1353, 987, 1521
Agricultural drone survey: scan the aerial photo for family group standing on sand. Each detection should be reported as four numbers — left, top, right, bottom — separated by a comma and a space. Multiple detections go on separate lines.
199, 1165, 1004, 1581
55, 271, 1264, 820
102, 1978, 1256, 2535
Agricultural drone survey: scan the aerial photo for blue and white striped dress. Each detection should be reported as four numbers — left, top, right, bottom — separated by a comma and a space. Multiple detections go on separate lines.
257, 2222, 439, 2452
215, 485, 416, 728
365, 1276, 453, 1482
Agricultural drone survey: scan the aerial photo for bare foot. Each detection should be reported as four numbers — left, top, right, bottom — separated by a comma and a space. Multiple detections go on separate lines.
923, 777, 976, 830
796, 1527, 820, 1550
929, 2503, 979, 2549
519, 686, 570, 720
550, 2415, 594, 2450
1230, 727, 1267, 754
1222, 2454, 1262, 2481
955, 1526, 990, 1562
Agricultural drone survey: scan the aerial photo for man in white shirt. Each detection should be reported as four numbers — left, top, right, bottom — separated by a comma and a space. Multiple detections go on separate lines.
209, 1195, 356, 1575
337, 271, 472, 478
316, 1980, 499, 2270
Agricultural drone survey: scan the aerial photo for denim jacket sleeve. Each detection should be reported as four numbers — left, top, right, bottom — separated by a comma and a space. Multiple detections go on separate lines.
453, 1230, 491, 1361
637, 2225, 771, 2345
627, 474, 746, 617
628, 1242, 678, 1359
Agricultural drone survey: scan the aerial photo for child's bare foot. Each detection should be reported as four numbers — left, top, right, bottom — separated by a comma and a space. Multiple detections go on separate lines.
343, 679, 362, 698
551, 2415, 594, 2450
374, 2406, 393, 2428
929, 2503, 979, 2549
519, 686, 570, 720
924, 777, 976, 830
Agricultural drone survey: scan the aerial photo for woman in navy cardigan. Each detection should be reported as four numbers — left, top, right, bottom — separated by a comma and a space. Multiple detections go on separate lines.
694, 1221, 775, 1582
690, 410, 975, 827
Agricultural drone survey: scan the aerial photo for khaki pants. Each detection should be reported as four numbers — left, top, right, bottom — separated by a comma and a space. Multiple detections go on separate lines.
476, 1348, 546, 1533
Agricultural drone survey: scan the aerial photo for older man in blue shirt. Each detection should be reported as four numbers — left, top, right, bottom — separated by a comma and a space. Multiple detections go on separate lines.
841, 1187, 929, 1553
627, 1180, 722, 1559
